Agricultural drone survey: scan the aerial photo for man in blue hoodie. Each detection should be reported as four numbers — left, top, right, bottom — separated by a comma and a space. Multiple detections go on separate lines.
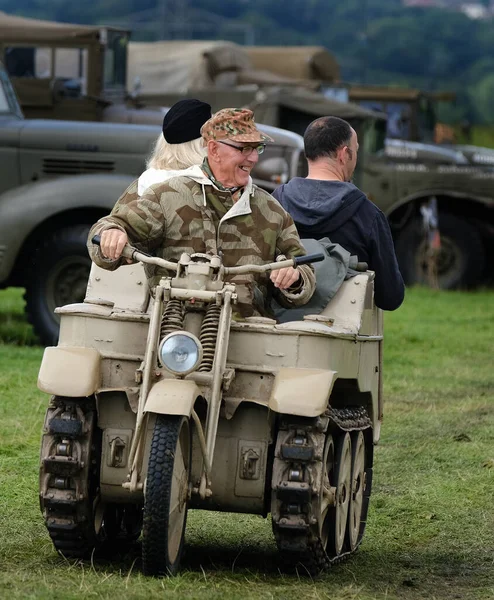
272, 116, 405, 311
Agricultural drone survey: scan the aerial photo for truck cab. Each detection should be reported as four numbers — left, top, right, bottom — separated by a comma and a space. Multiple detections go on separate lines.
0, 11, 164, 125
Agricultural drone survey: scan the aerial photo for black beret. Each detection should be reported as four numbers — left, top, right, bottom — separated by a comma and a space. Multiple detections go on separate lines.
162, 99, 212, 144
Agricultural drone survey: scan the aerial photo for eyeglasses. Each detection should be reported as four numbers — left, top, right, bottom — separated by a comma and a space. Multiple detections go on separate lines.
219, 141, 266, 156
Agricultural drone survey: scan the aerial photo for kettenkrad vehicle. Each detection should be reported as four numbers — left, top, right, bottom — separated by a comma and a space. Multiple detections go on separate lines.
0, 60, 305, 345
37, 239, 382, 575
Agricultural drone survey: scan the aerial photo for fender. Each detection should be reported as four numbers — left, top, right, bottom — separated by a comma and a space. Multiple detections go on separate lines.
145, 379, 202, 417
38, 346, 101, 397
0, 173, 134, 283
385, 187, 494, 218
269, 368, 338, 418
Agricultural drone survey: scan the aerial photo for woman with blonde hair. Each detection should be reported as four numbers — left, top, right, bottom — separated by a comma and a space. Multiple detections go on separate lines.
138, 98, 212, 194
88, 98, 211, 262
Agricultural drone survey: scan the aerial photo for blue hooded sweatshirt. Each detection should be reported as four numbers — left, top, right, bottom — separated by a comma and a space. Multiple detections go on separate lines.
272, 178, 404, 310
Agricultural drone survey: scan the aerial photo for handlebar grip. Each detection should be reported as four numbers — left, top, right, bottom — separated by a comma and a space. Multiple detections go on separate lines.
92, 235, 101, 246
294, 252, 325, 266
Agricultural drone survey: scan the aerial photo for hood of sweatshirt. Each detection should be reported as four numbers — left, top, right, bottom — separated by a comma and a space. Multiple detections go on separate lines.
274, 178, 366, 236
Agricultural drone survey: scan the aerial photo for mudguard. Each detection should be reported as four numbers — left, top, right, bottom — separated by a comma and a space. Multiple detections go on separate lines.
268, 368, 338, 417
144, 379, 202, 417
38, 346, 101, 397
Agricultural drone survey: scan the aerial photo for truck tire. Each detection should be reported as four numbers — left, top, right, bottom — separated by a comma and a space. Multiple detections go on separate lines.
395, 212, 485, 289
24, 225, 92, 346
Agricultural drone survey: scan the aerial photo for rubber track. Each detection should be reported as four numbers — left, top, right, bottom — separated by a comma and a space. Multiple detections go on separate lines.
272, 407, 372, 576
39, 398, 100, 558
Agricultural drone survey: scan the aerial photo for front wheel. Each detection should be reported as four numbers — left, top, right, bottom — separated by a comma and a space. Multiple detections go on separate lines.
142, 415, 191, 577
395, 212, 485, 289
24, 225, 92, 345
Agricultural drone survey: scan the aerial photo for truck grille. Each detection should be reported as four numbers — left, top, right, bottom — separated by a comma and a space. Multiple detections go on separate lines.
42, 159, 115, 175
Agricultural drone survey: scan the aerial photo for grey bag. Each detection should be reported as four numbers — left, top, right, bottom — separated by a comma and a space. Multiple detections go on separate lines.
272, 237, 363, 323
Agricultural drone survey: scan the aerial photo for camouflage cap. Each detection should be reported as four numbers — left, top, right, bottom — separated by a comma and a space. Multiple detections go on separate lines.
201, 108, 274, 144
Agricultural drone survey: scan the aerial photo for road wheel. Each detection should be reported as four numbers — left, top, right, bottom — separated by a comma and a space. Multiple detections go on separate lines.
346, 431, 366, 550
142, 415, 191, 577
24, 225, 92, 346
395, 212, 485, 289
318, 434, 335, 552
326, 432, 352, 557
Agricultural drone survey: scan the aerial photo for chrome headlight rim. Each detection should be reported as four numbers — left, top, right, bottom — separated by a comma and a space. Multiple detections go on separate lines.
158, 331, 203, 376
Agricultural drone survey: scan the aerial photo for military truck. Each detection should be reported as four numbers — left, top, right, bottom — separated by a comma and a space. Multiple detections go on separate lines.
0, 11, 164, 125
347, 86, 494, 289
0, 61, 306, 346
245, 47, 494, 289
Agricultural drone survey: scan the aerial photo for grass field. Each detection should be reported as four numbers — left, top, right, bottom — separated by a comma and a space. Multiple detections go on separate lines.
0, 287, 493, 600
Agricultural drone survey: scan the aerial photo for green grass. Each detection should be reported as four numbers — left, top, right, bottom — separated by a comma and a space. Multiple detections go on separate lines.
0, 287, 493, 599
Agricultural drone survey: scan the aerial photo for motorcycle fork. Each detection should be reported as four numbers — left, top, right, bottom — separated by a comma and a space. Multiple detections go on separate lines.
199, 287, 234, 499
124, 285, 164, 492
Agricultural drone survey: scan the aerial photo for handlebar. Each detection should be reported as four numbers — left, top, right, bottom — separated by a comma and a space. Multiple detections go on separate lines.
91, 235, 325, 275
92, 235, 179, 271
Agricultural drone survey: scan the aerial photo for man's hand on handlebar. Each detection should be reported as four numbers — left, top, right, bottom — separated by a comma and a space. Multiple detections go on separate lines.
100, 229, 130, 262
270, 266, 300, 290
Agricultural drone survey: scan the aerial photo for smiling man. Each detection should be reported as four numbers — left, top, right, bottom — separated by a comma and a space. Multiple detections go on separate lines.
88, 108, 315, 316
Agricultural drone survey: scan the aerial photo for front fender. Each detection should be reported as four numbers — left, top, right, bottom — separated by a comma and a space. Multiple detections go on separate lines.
38, 346, 101, 397
269, 368, 338, 417
386, 188, 494, 218
144, 379, 202, 417
0, 174, 134, 283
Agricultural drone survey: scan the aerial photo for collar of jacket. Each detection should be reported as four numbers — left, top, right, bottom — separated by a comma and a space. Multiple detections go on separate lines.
199, 159, 254, 225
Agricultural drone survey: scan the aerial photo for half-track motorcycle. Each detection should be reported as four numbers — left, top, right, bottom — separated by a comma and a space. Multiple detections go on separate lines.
37, 240, 383, 576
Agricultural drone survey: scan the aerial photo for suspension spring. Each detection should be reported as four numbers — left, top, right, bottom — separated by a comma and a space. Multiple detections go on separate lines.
198, 304, 221, 372
160, 300, 185, 337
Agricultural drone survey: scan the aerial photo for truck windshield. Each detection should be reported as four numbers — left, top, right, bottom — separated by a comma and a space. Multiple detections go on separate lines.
359, 101, 412, 140
416, 96, 436, 143
0, 66, 23, 118
358, 97, 436, 143
103, 31, 128, 90
5, 45, 88, 95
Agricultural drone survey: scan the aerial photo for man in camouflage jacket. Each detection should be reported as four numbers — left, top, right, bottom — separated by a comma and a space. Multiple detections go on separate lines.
88, 108, 316, 317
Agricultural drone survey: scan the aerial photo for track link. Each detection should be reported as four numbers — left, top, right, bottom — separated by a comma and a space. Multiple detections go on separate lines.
271, 407, 372, 575
39, 396, 101, 558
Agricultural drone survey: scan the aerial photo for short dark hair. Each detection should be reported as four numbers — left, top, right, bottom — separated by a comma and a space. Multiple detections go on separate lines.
304, 116, 353, 161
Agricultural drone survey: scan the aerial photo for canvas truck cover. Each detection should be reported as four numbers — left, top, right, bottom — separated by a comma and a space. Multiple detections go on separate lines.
270, 87, 386, 122
0, 11, 125, 44
128, 40, 251, 94
245, 46, 340, 82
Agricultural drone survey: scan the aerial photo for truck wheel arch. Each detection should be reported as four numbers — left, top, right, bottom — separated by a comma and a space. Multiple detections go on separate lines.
0, 174, 134, 344
1, 174, 134, 286
388, 194, 492, 289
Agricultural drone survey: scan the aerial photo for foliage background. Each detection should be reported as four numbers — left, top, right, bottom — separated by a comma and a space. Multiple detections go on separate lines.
1, 0, 494, 123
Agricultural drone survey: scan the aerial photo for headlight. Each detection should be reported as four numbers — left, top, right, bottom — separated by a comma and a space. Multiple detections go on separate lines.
158, 332, 203, 375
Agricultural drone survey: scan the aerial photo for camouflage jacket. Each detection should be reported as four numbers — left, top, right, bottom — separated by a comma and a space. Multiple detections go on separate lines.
88, 166, 315, 316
